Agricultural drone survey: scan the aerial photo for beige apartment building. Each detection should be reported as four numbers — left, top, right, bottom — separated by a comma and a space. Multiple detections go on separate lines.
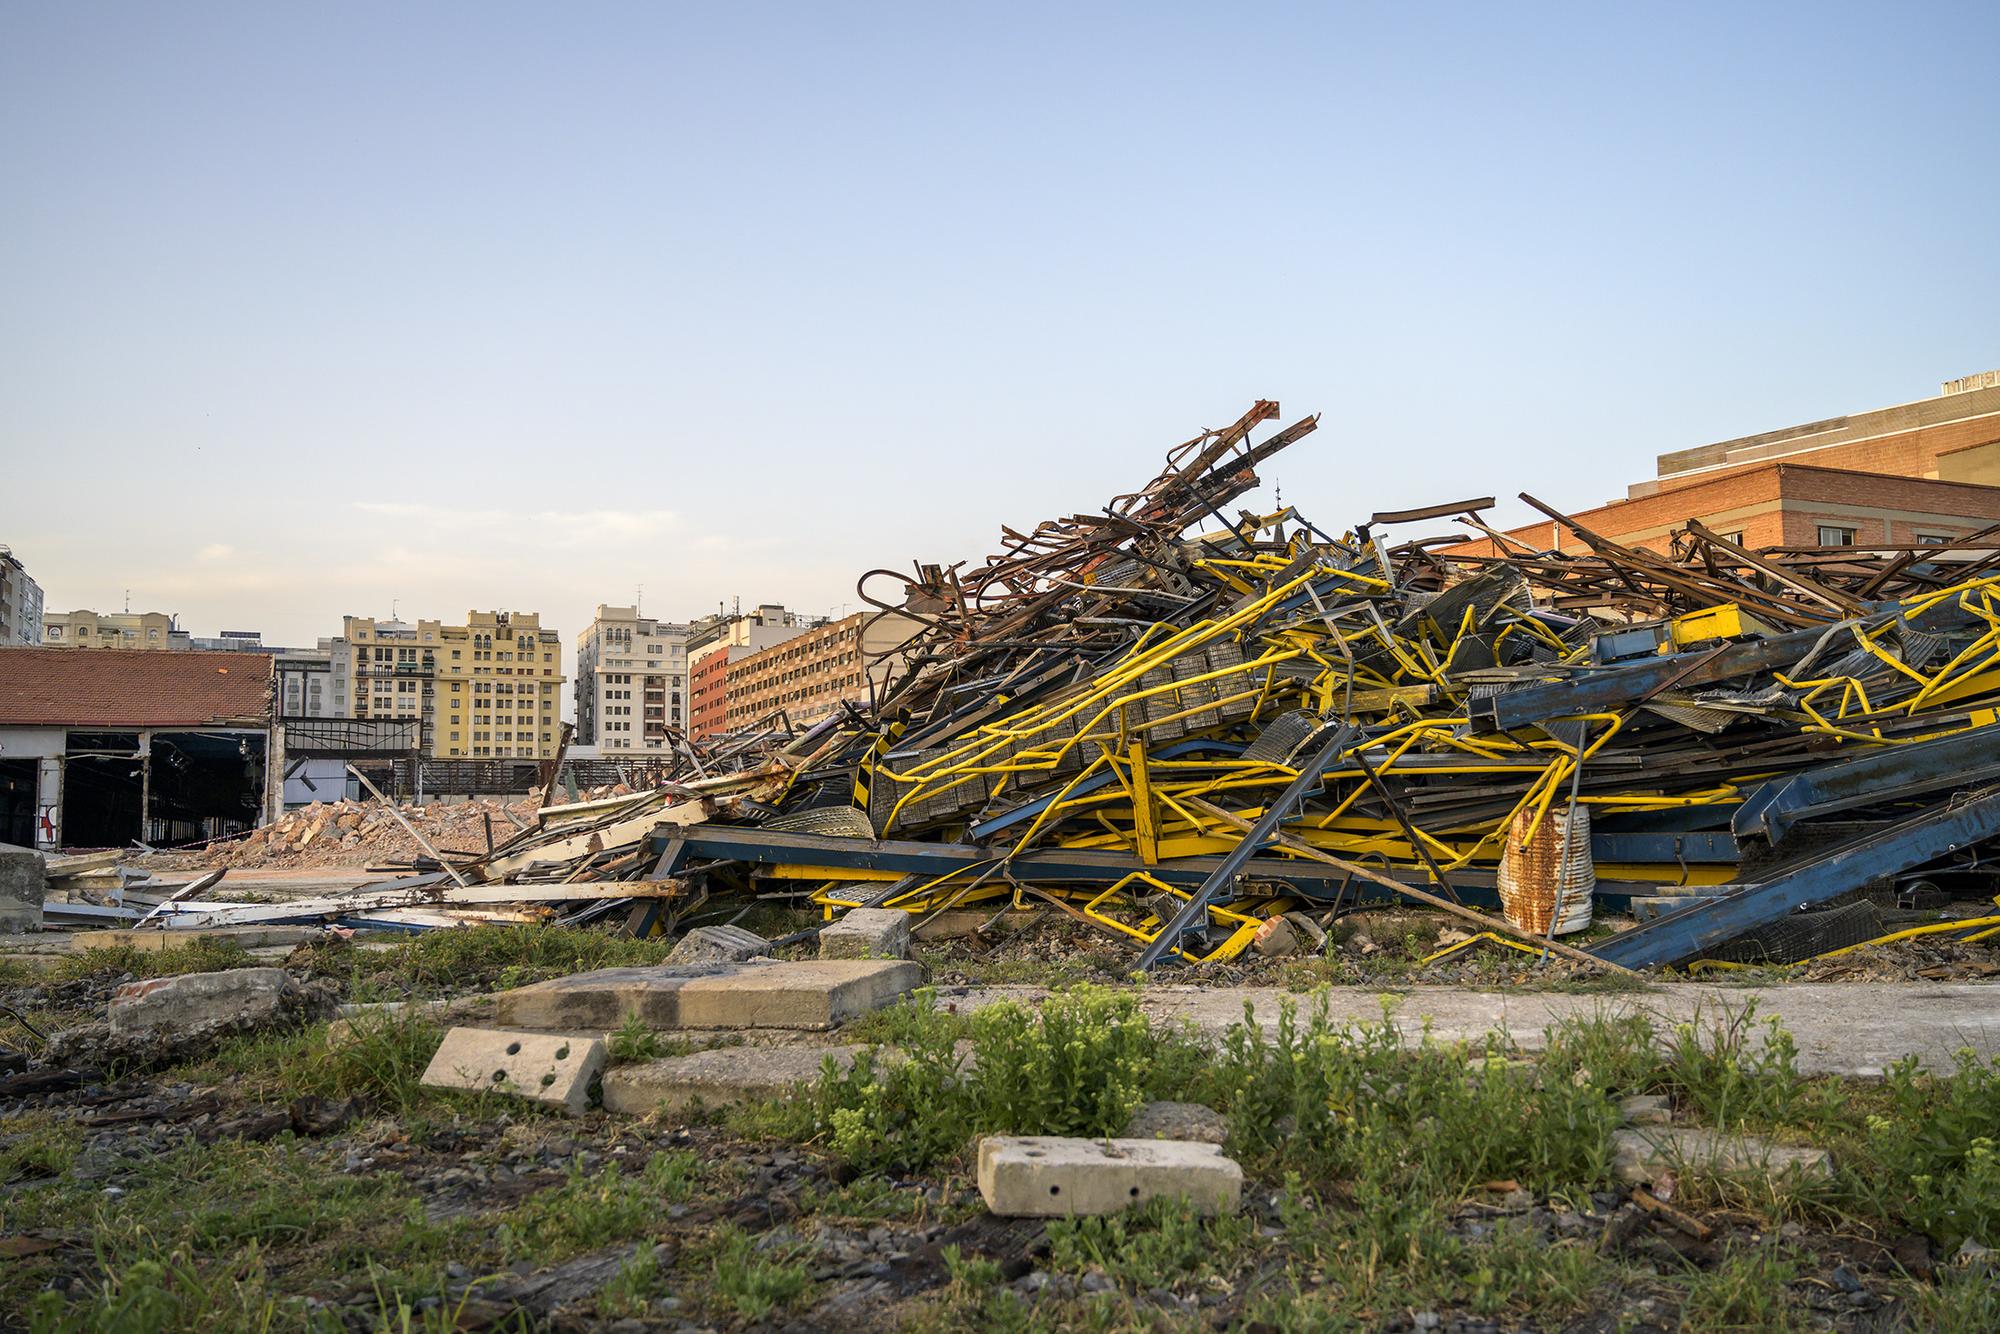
337, 610, 565, 759
41, 609, 179, 649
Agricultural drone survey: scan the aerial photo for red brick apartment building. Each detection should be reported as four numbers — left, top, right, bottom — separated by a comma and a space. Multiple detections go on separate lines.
722, 612, 923, 732
1454, 373, 2000, 555
688, 646, 730, 740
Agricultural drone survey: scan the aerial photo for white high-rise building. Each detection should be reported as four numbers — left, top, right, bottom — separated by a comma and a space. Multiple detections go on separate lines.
574, 605, 691, 754
0, 547, 43, 646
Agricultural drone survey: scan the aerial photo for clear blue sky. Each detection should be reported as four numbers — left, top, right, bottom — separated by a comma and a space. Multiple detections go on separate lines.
3, 2, 1996, 657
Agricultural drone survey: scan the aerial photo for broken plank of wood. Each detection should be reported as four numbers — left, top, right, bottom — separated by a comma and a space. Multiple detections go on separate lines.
156, 880, 684, 929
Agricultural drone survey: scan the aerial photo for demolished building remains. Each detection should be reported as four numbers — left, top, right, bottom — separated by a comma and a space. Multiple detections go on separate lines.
52, 401, 2000, 973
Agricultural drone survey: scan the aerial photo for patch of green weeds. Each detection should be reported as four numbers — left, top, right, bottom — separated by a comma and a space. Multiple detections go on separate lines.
496, 1150, 703, 1260
606, 1010, 666, 1064
1215, 994, 1619, 1198
1674, 1240, 1802, 1332
839, 986, 972, 1047
796, 1175, 934, 1223
598, 1243, 670, 1319
805, 985, 1206, 1173
354, 924, 676, 999
1661, 1000, 1806, 1130
0, 1112, 81, 1183
1270, 1180, 1615, 1322
1045, 1195, 1255, 1290
177, 1007, 445, 1113
51, 937, 255, 983
5, 1137, 461, 1328
705, 1223, 813, 1321
23, 1244, 283, 1334
1905, 1263, 2000, 1333
910, 1246, 1032, 1333
1541, 1010, 1667, 1095
1842, 1048, 2000, 1248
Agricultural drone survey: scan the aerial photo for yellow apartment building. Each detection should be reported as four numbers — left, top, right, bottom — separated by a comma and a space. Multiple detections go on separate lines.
337, 610, 565, 759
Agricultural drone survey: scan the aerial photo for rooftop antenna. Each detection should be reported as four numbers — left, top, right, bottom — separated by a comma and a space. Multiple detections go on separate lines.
636, 584, 643, 615
124, 588, 131, 614
391, 598, 399, 621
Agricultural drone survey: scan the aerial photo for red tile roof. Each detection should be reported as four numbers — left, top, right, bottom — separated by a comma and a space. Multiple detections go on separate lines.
0, 648, 273, 728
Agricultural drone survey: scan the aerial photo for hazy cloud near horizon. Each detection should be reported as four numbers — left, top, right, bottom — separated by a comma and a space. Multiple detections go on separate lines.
4, 1, 1997, 668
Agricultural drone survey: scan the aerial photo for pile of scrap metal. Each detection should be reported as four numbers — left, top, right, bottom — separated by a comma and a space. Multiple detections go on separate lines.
641, 400, 2000, 972
118, 401, 2000, 970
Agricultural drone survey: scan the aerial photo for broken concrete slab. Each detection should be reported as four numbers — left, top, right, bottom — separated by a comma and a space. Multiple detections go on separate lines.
944, 981, 2000, 1077
421, 1027, 605, 1116
1619, 1094, 1673, 1126
602, 1044, 862, 1115
666, 924, 769, 965
1125, 1101, 1230, 1145
0, 844, 45, 933
69, 925, 323, 953
493, 959, 921, 1033
679, 960, 921, 1030
978, 1136, 1242, 1217
1611, 1125, 1831, 1187
110, 966, 291, 1040
818, 908, 911, 960
75, 964, 340, 1068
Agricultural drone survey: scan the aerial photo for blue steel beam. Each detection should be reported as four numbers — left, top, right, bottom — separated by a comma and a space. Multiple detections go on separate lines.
1468, 625, 1833, 732
1590, 787, 2000, 969
1732, 728, 2000, 845
651, 822, 1647, 913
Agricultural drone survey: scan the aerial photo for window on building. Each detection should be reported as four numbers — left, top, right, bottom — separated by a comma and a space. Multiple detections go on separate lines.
1714, 530, 1744, 546
1915, 531, 1953, 545
1818, 525, 1857, 546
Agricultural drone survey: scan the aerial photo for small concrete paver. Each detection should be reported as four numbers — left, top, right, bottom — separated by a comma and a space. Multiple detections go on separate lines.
978, 1136, 1242, 1216
421, 1027, 605, 1116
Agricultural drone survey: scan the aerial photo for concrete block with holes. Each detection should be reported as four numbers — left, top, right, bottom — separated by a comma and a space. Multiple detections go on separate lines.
976, 1136, 1242, 1217
420, 1027, 606, 1116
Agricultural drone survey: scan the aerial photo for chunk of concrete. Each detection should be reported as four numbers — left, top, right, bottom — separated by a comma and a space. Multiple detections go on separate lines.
109, 966, 290, 1040
1252, 911, 1325, 958
1619, 1094, 1673, 1126
1611, 1125, 1831, 1186
493, 959, 921, 1032
818, 908, 911, 960
422, 1027, 605, 1116
0, 844, 45, 934
978, 1136, 1243, 1217
667, 924, 769, 965
1125, 1101, 1230, 1145
602, 1044, 862, 1114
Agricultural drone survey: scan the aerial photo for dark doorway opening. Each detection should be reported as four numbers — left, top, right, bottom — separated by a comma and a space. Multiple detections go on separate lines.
147, 732, 265, 846
63, 732, 144, 849
0, 759, 35, 847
